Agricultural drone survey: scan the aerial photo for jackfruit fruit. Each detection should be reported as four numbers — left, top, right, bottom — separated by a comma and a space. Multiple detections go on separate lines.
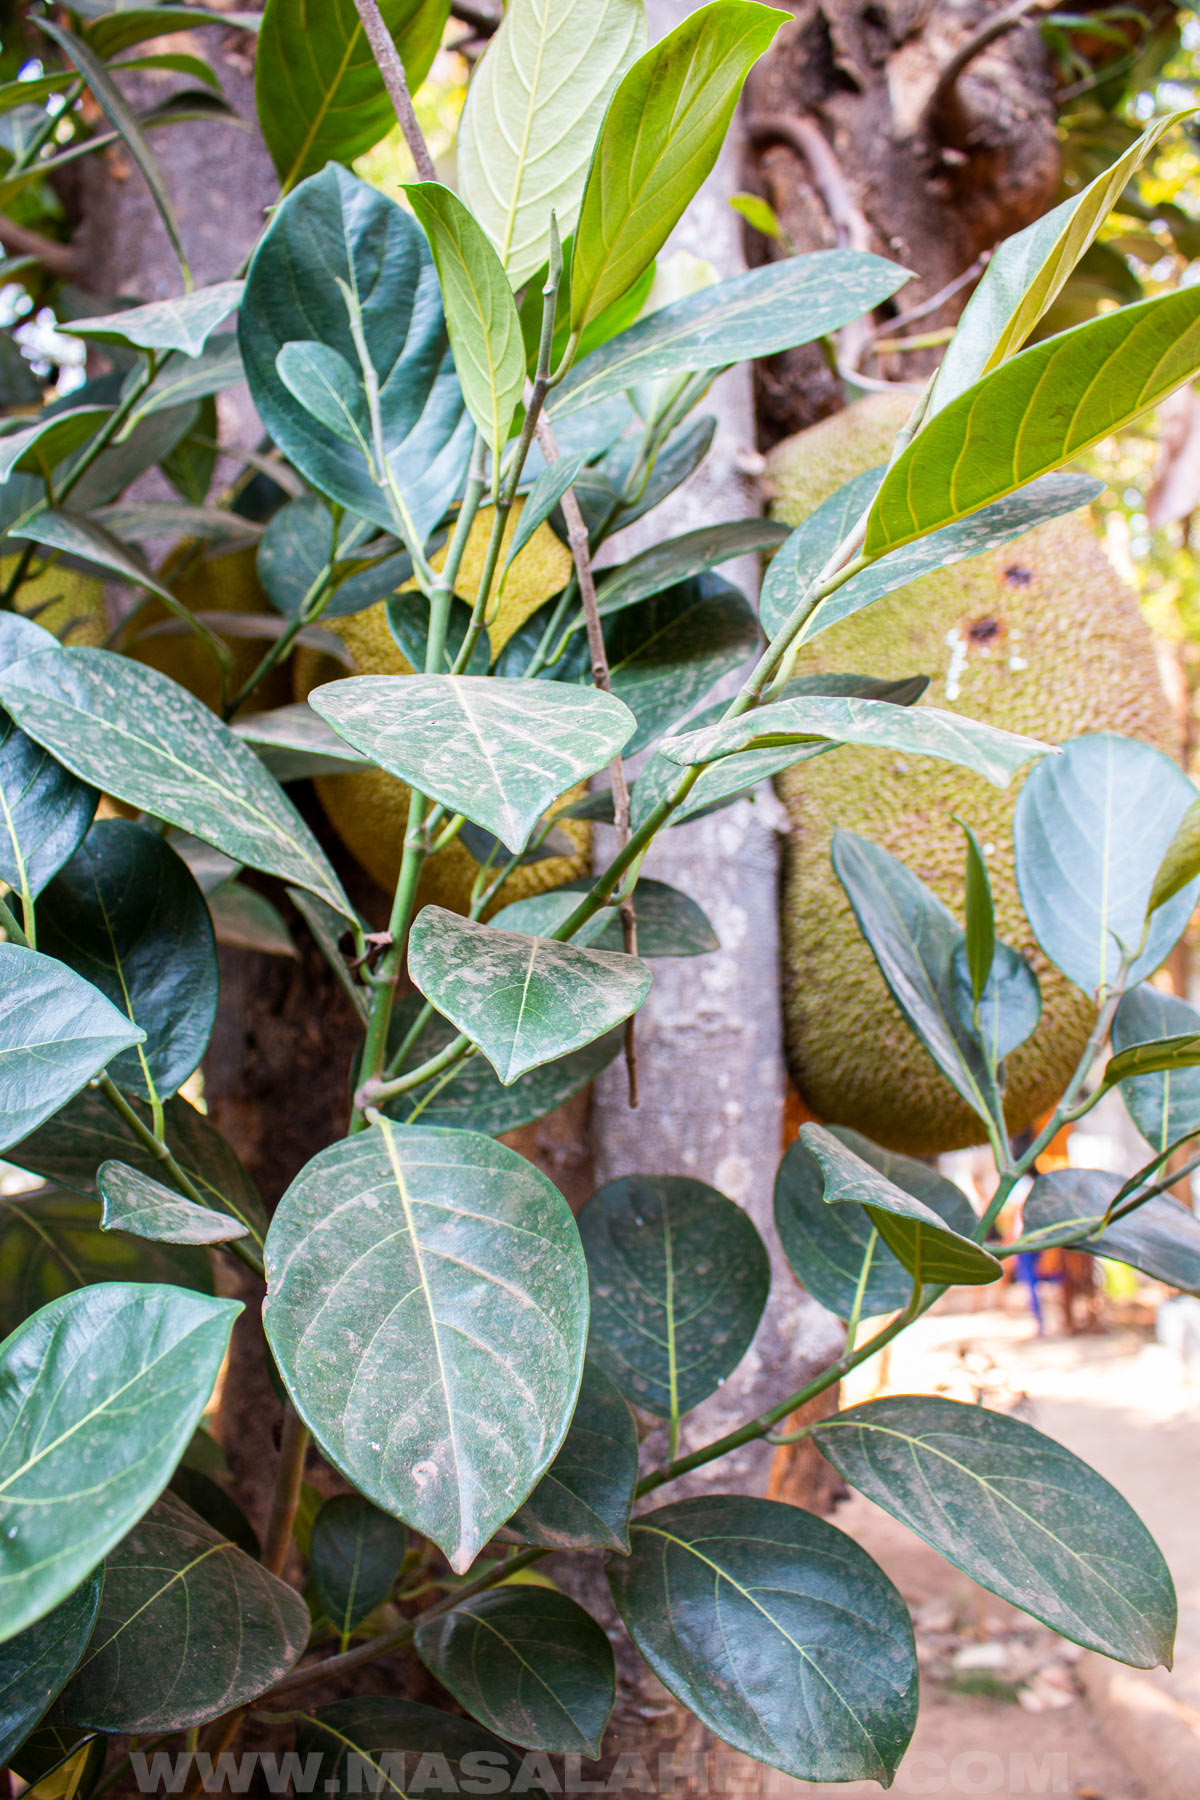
1, 555, 106, 645
294, 500, 590, 910
769, 393, 1176, 1155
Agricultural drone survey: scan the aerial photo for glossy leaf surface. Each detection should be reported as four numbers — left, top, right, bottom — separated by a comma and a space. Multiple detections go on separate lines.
1112, 986, 1200, 1152
263, 1121, 588, 1571
98, 1161, 248, 1246
0, 1575, 101, 1764
504, 1359, 636, 1553
605, 573, 760, 754
0, 616, 96, 905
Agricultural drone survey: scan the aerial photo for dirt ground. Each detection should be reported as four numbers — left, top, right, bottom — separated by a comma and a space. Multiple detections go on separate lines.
761, 1293, 1200, 1800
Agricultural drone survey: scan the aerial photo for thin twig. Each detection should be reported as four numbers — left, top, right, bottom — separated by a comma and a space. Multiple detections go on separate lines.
262, 1405, 310, 1577
535, 412, 639, 1107
0, 216, 76, 277
352, 0, 437, 183
745, 114, 871, 253
867, 253, 989, 342
922, 0, 1048, 137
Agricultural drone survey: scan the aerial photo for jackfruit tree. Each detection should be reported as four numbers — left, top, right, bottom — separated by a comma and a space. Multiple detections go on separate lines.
0, 1, 1199, 1795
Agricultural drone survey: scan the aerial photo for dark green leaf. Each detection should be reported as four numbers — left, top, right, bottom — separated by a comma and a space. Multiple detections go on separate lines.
239, 166, 472, 549
609, 1495, 917, 1785
263, 1120, 589, 1572
91, 501, 258, 547
774, 1125, 977, 1320
503, 1359, 636, 1553
85, 8, 261, 58
801, 1124, 1000, 1286
256, 0, 446, 195
0, 1186, 213, 1337
0, 945, 143, 1154
866, 288, 1200, 558
578, 1174, 769, 1418
386, 594, 489, 677
62, 283, 243, 358
1023, 1168, 1200, 1295
258, 499, 406, 621
0, 1283, 239, 1643
570, 3, 788, 330
493, 877, 718, 958
309, 1495, 408, 1640
38, 820, 217, 1103
950, 938, 1042, 1065
123, 336, 243, 424
603, 573, 759, 754
311, 675, 634, 854
52, 1492, 308, 1731
0, 409, 110, 486
0, 616, 96, 906
556, 253, 908, 420
167, 1466, 259, 1559
565, 414, 715, 541
503, 456, 586, 574
813, 1394, 1176, 1667
757, 466, 884, 638
588, 519, 788, 627
296, 1699, 534, 1800
0, 1576, 101, 1764
1112, 986, 1200, 1153
208, 881, 297, 958
0, 647, 351, 917
1014, 733, 1199, 993
98, 1160, 248, 1246
416, 1588, 614, 1757
407, 906, 651, 1085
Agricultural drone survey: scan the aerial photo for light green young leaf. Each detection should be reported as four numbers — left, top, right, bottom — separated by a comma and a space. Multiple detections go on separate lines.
98, 1161, 249, 1246
256, 0, 447, 195
1103, 1032, 1200, 1088
813, 1395, 1175, 1668
957, 818, 995, 1006
0, 408, 110, 486
930, 110, 1194, 413
866, 287, 1200, 557
263, 1120, 588, 1572
663, 694, 1048, 789
405, 183, 526, 457
0, 1283, 239, 1643
457, 0, 647, 288
1146, 796, 1200, 919
407, 906, 651, 1085
570, 2, 787, 332
311, 674, 635, 853
62, 282, 243, 358
0, 648, 352, 918
800, 1124, 1001, 1286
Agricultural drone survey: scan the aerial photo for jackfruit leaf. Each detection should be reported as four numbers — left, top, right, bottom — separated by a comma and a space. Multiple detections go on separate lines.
37, 21, 190, 284
457, 0, 647, 289
866, 288, 1200, 557
257, 498, 406, 621
565, 415, 714, 542
382, 1005, 624, 1136
957, 818, 995, 1004
37, 820, 218, 1104
584, 519, 789, 631
604, 573, 761, 755
386, 594, 490, 677
0, 616, 96, 905
609, 1495, 918, 1786
630, 674, 929, 832
493, 877, 718, 958
502, 454, 587, 581
570, 3, 788, 331
578, 1174, 770, 1418
415, 1589, 615, 1758
774, 1125, 977, 1321
296, 1700, 532, 1800
123, 337, 244, 424
407, 907, 651, 1085
1112, 987, 1200, 1153
0, 946, 143, 1155
310, 675, 635, 855
503, 1359, 637, 1553
208, 884, 297, 960
1103, 1033, 1200, 1099
262, 1121, 588, 1572
949, 939, 1042, 1066
0, 1186, 213, 1338
0, 1283, 239, 1643
1146, 796, 1200, 919
758, 466, 885, 637
309, 1494, 408, 1640
61, 282, 243, 358
812, 1395, 1176, 1667
0, 648, 352, 919
276, 341, 370, 448
255, 0, 446, 194
456, 818, 571, 868
233, 708, 371, 784
92, 502, 259, 547
239, 166, 473, 551
406, 183, 526, 458
834, 828, 1017, 1130
1014, 733, 1200, 994
84, 7, 260, 59
555, 252, 908, 420
667, 695, 1047, 789
0, 407, 110, 485
1023, 1168, 1200, 1296
800, 1124, 1001, 1287
6, 1088, 266, 1242
930, 110, 1193, 414
98, 1161, 248, 1247
0, 1573, 101, 1765
51, 1492, 309, 1731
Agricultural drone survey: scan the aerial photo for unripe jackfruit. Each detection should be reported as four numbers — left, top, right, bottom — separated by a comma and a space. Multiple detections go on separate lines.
1, 556, 106, 645
294, 501, 590, 910
769, 394, 1176, 1155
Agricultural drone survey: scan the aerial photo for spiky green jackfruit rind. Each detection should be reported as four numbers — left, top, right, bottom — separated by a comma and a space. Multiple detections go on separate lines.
769, 394, 1177, 1155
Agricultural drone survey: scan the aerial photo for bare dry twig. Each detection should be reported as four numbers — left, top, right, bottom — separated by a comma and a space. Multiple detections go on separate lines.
352, 0, 437, 183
